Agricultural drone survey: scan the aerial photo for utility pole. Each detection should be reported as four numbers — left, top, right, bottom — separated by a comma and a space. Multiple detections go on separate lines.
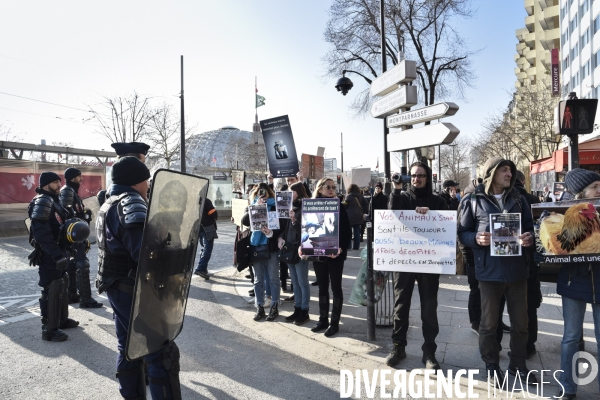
180, 55, 186, 173
340, 132, 345, 194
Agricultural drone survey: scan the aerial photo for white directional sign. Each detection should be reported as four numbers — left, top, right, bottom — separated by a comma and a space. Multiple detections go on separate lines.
370, 86, 418, 119
387, 123, 460, 151
387, 102, 459, 128
370, 60, 417, 97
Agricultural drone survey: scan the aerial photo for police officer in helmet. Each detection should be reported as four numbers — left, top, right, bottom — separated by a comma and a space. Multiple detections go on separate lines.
96, 156, 181, 399
59, 167, 103, 308
28, 172, 80, 341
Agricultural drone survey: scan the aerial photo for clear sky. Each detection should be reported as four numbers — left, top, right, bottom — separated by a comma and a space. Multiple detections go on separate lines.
0, 1, 525, 171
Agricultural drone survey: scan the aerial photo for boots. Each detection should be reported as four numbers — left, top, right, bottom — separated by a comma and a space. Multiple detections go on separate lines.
294, 309, 310, 326
311, 296, 329, 332
285, 307, 301, 322
253, 305, 265, 321
42, 278, 68, 342
60, 274, 79, 329
324, 298, 342, 337
76, 260, 103, 308
266, 303, 279, 321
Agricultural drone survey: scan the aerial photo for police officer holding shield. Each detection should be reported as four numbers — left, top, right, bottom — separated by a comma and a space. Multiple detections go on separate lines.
28, 172, 80, 341
96, 156, 181, 399
59, 167, 102, 308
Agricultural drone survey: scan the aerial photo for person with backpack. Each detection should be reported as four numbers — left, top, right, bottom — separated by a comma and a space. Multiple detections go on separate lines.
457, 157, 537, 385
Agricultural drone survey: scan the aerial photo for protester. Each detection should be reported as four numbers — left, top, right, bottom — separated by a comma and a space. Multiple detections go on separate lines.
360, 187, 371, 241
555, 168, 600, 398
280, 182, 311, 325
385, 162, 447, 371
369, 182, 388, 217
345, 184, 364, 250
440, 180, 460, 210
194, 197, 218, 280
301, 177, 351, 337
457, 157, 537, 385
241, 183, 283, 321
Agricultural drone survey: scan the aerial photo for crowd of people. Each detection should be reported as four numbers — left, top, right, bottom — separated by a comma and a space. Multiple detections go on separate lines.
26, 139, 600, 399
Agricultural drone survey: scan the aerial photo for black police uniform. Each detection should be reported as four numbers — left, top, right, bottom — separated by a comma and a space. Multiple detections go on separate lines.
96, 183, 181, 399
59, 181, 101, 307
28, 188, 79, 341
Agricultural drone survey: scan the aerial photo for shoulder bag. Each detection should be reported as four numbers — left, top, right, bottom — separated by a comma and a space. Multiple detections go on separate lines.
202, 223, 218, 240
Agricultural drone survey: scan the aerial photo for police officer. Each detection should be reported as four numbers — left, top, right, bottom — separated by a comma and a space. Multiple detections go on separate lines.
59, 167, 103, 308
96, 157, 181, 399
28, 172, 80, 341
98, 141, 150, 207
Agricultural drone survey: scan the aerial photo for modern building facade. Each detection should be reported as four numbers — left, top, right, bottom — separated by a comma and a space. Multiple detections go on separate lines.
515, 0, 560, 88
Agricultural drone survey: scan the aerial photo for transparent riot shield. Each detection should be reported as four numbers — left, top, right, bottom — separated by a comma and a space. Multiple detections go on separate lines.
125, 169, 209, 360
82, 196, 101, 244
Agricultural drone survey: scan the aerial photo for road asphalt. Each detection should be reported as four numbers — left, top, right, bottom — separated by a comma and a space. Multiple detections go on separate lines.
0, 223, 597, 399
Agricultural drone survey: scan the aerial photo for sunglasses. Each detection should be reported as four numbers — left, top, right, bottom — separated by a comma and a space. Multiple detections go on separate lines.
323, 185, 337, 190
410, 174, 427, 179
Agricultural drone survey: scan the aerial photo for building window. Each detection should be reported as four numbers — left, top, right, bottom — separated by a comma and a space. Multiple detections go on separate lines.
594, 50, 600, 68
571, 43, 579, 59
571, 72, 579, 88
581, 60, 591, 80
564, 55, 571, 69
595, 14, 600, 34
581, 0, 589, 16
581, 28, 590, 50
570, 14, 578, 32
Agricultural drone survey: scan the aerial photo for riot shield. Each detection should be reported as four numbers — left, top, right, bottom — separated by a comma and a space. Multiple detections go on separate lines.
82, 196, 101, 244
125, 169, 209, 360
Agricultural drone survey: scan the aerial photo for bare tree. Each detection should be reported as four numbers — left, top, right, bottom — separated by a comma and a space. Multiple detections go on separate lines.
477, 77, 558, 167
88, 91, 156, 143
439, 137, 471, 190
323, 0, 477, 116
146, 103, 194, 169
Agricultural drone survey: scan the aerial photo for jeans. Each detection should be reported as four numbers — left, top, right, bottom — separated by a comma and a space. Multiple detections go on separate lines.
479, 279, 528, 367
559, 296, 600, 394
391, 272, 440, 355
288, 259, 310, 310
349, 225, 361, 250
107, 285, 175, 399
252, 252, 280, 307
195, 230, 214, 274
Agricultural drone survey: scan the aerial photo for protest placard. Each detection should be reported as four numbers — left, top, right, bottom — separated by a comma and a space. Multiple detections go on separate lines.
373, 210, 457, 274
300, 198, 340, 255
231, 198, 248, 227
275, 191, 293, 218
490, 213, 521, 256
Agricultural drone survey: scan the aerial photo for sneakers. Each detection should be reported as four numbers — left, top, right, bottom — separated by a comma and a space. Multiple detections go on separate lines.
248, 289, 255, 297
422, 354, 440, 371
324, 323, 339, 337
42, 328, 68, 342
59, 318, 79, 329
386, 343, 407, 367
501, 321, 510, 333
253, 305, 265, 321
79, 298, 103, 308
194, 270, 210, 280
285, 307, 301, 322
507, 365, 537, 384
294, 309, 310, 326
486, 363, 506, 388
471, 323, 479, 336
266, 304, 279, 321
311, 319, 329, 332
282, 295, 295, 303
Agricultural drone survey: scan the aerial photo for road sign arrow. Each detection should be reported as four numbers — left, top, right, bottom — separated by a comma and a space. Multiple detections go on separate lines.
370, 86, 418, 119
387, 123, 460, 152
370, 60, 417, 97
387, 102, 459, 128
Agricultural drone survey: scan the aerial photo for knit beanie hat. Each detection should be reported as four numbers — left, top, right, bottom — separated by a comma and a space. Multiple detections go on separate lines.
375, 182, 383, 189
64, 167, 81, 182
443, 180, 458, 188
111, 156, 150, 186
39, 172, 61, 188
565, 168, 600, 194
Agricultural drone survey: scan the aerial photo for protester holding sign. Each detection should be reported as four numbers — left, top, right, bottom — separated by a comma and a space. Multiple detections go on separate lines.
555, 168, 600, 398
241, 183, 283, 322
457, 157, 536, 386
385, 162, 447, 371
300, 178, 351, 337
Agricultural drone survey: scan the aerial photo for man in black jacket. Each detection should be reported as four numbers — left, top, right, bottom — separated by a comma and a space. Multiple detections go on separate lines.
385, 162, 448, 371
439, 180, 460, 210
369, 182, 388, 218
193, 198, 218, 280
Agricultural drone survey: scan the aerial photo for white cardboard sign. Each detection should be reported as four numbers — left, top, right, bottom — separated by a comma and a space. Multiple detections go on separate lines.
373, 210, 457, 274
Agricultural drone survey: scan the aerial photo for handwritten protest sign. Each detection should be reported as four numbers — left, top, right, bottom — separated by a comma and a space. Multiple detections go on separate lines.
374, 210, 457, 274
231, 198, 248, 227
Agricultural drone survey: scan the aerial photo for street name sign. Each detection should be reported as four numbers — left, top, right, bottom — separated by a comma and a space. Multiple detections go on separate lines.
387, 102, 459, 128
370, 85, 418, 119
370, 60, 417, 97
387, 122, 460, 151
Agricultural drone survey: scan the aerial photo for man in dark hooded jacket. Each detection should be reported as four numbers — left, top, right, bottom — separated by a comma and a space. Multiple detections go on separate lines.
458, 157, 536, 384
439, 180, 460, 210
385, 162, 447, 371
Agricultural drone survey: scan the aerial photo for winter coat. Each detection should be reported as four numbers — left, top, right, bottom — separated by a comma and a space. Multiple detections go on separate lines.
369, 192, 389, 218
457, 158, 534, 283
439, 189, 460, 210
345, 192, 365, 226
388, 162, 447, 212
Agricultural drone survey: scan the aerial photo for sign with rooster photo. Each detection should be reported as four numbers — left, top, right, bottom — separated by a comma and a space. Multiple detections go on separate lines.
532, 199, 600, 264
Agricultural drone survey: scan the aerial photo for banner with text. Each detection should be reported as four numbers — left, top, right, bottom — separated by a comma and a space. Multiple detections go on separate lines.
259, 115, 300, 178
374, 210, 457, 274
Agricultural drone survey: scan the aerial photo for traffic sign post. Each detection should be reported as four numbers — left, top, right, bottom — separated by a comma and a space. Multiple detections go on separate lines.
370, 86, 419, 118
387, 123, 460, 151
370, 60, 417, 97
387, 102, 459, 128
